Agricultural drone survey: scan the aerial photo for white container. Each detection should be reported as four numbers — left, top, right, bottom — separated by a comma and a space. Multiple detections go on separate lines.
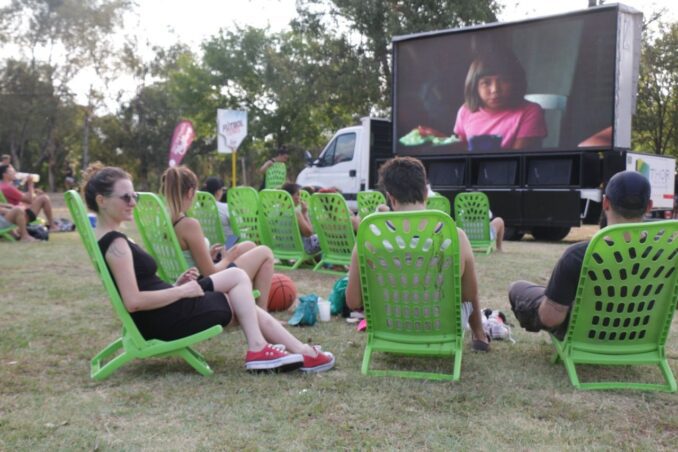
16, 172, 40, 184
317, 297, 331, 322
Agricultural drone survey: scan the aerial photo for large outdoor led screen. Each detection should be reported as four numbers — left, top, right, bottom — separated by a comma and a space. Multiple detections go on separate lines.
393, 5, 641, 156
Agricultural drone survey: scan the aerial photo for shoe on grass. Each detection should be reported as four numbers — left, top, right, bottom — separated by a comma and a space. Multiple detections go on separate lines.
245, 344, 303, 372
300, 346, 335, 373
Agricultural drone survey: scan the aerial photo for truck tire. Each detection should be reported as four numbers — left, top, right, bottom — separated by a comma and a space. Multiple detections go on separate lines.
504, 226, 525, 241
531, 226, 571, 242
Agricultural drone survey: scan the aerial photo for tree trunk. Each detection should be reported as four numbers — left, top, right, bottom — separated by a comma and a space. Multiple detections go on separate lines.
82, 107, 91, 169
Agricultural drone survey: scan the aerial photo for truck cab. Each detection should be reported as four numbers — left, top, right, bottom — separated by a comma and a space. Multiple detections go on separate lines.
296, 117, 392, 208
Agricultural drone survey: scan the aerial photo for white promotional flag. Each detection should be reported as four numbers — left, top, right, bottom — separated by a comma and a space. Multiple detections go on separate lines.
217, 109, 248, 154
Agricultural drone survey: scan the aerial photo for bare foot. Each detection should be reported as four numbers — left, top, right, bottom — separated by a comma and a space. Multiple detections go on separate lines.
20, 235, 38, 242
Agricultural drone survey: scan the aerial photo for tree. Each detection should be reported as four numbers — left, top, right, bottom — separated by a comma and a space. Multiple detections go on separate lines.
294, 0, 500, 109
633, 22, 677, 155
0, 0, 131, 189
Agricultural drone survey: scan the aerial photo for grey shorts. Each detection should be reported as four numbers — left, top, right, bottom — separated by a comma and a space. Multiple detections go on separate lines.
508, 280, 546, 333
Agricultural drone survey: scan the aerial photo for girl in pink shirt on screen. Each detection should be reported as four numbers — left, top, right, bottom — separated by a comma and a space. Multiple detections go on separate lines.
454, 48, 547, 150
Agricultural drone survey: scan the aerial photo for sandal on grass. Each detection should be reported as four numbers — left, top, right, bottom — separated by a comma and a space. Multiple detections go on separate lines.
472, 333, 491, 352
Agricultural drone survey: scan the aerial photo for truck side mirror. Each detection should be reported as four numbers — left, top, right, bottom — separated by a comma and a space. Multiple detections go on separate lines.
304, 150, 314, 166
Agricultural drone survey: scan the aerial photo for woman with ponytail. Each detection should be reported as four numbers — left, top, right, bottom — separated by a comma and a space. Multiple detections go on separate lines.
82, 163, 334, 373
161, 166, 275, 310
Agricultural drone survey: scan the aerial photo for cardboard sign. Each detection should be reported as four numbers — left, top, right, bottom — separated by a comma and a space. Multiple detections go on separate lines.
217, 109, 248, 154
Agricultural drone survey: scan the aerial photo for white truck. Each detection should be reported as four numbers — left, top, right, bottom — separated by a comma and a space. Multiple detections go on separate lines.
296, 117, 392, 209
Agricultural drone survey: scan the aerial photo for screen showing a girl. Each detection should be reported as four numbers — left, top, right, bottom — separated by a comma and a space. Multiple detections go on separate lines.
453, 46, 547, 151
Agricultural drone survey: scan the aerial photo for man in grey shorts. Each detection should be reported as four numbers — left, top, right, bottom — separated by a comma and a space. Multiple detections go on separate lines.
508, 171, 652, 338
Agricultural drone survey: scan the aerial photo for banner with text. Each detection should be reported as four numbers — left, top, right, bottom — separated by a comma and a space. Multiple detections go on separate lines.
217, 109, 247, 154
168, 120, 196, 167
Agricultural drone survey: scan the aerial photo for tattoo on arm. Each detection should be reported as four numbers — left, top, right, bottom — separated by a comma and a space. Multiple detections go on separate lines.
107, 240, 129, 259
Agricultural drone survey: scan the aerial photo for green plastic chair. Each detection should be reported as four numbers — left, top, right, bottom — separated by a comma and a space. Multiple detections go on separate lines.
551, 221, 678, 392
454, 192, 495, 255
356, 210, 464, 381
426, 194, 451, 216
134, 192, 189, 284
64, 190, 222, 380
0, 190, 8, 204
258, 189, 319, 270
299, 189, 311, 206
0, 219, 16, 241
227, 186, 261, 245
308, 192, 355, 273
264, 162, 287, 189
357, 191, 386, 220
187, 190, 225, 247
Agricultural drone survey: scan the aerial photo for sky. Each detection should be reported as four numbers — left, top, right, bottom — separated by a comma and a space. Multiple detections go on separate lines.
3, 0, 676, 107
129, 0, 677, 49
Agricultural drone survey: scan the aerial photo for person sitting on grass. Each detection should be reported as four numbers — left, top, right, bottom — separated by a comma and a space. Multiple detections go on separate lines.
1, 203, 36, 241
161, 166, 276, 311
345, 156, 491, 351
282, 182, 321, 256
0, 164, 57, 231
508, 171, 652, 338
84, 163, 334, 373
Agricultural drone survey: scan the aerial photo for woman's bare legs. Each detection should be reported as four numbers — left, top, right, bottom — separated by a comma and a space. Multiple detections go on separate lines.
209, 267, 317, 357
235, 245, 275, 309
254, 306, 317, 356
208, 268, 267, 352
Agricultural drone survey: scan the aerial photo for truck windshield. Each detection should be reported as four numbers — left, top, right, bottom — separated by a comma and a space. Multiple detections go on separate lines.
320, 133, 356, 166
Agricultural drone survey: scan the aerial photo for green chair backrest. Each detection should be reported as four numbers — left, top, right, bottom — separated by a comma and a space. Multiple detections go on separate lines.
227, 186, 261, 244
264, 162, 287, 189
308, 192, 356, 270
0, 190, 8, 204
258, 189, 315, 269
357, 191, 386, 219
134, 192, 188, 283
187, 190, 225, 247
356, 210, 464, 381
426, 194, 451, 216
454, 192, 494, 253
64, 191, 148, 350
553, 220, 678, 392
299, 189, 311, 206
65, 190, 222, 380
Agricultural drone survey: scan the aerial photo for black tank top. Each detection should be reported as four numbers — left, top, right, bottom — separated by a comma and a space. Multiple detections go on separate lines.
98, 230, 172, 292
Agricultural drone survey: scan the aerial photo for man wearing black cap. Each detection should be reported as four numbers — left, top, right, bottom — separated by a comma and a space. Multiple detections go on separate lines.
508, 170, 653, 338
258, 146, 289, 189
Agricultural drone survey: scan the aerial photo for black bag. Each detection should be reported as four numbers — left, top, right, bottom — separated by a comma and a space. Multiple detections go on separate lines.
27, 224, 49, 241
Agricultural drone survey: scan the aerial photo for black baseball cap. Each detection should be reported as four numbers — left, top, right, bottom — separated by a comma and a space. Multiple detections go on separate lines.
277, 145, 289, 155
605, 171, 651, 213
203, 176, 224, 195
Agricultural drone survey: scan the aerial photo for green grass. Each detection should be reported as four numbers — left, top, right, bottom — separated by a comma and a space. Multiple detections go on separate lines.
1, 216, 677, 450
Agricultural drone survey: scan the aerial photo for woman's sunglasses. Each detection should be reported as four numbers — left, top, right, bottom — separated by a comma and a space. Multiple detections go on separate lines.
112, 192, 139, 205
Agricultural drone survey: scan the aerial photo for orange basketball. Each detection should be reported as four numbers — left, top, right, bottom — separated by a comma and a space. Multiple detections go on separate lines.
267, 273, 297, 311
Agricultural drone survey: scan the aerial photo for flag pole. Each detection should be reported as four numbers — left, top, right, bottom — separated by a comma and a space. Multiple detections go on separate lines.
231, 149, 237, 187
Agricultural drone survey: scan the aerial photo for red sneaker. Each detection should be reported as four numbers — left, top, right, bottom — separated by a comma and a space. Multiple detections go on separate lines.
245, 344, 303, 372
300, 346, 335, 373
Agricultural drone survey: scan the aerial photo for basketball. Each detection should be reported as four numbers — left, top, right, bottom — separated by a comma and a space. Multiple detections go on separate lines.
268, 273, 297, 311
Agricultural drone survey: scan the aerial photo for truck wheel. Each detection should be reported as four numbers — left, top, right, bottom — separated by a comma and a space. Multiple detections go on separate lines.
504, 227, 524, 241
531, 226, 571, 242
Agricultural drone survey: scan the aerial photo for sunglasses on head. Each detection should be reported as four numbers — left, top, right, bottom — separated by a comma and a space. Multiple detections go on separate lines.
112, 192, 139, 205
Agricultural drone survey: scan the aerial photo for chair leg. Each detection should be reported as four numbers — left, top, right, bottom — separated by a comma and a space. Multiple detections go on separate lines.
452, 349, 463, 381
361, 345, 373, 375
91, 338, 134, 381
659, 359, 678, 393
562, 357, 582, 389
177, 347, 214, 376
